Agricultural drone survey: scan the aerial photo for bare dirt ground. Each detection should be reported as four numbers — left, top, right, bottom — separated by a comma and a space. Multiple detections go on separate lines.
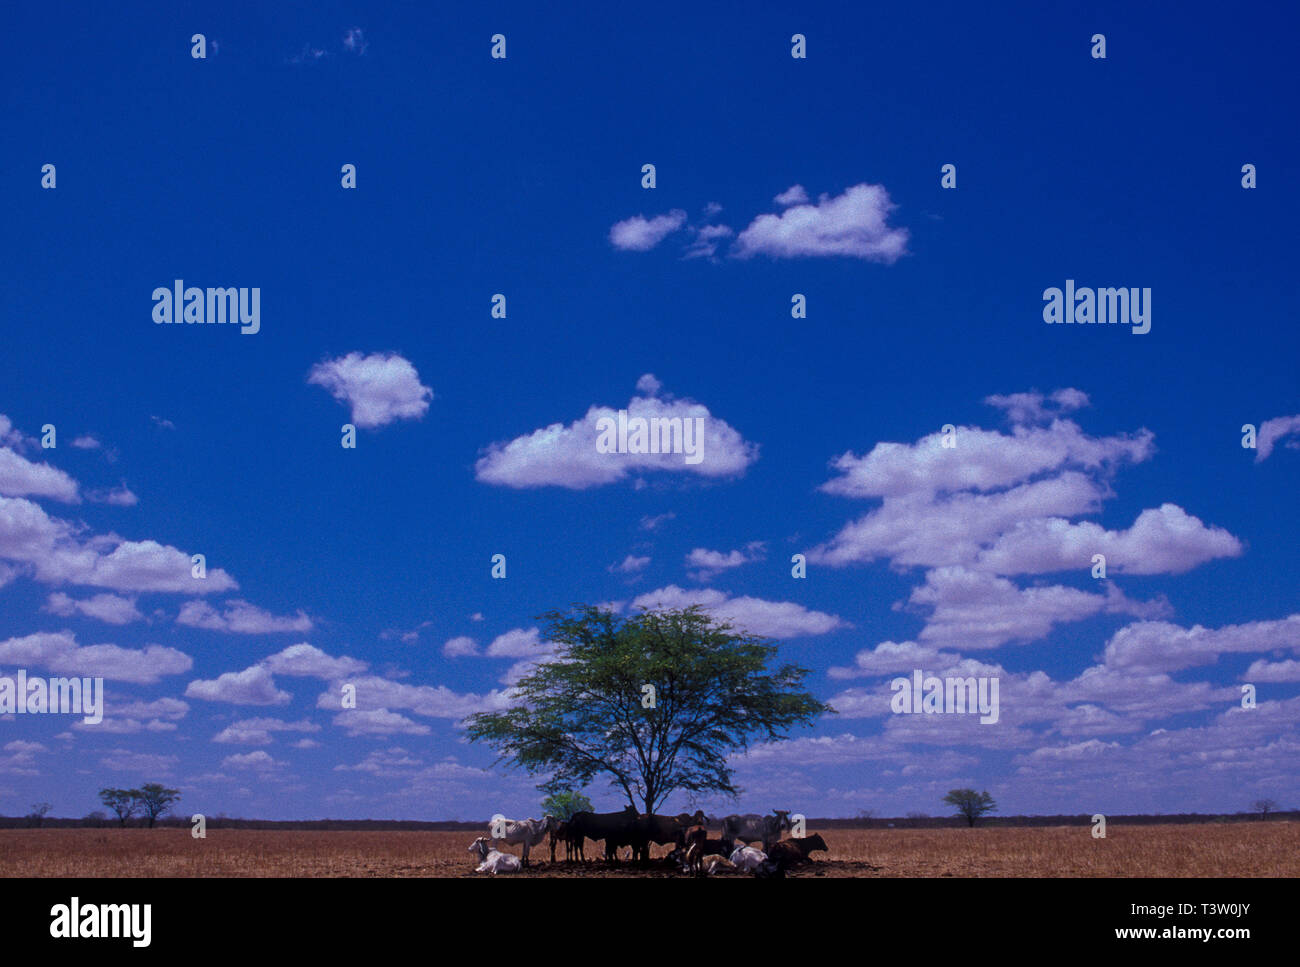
2, 822, 1296, 877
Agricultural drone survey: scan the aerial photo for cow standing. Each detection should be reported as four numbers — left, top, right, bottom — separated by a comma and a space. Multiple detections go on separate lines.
487, 815, 555, 868
720, 810, 792, 850
683, 824, 709, 876
565, 805, 639, 862
549, 819, 573, 863
631, 813, 687, 864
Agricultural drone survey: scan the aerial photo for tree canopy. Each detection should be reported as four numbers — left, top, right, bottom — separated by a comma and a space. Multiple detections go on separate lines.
541, 790, 593, 821
943, 788, 998, 827
98, 788, 138, 827
464, 605, 832, 814
97, 784, 180, 827
1252, 798, 1278, 819
136, 783, 181, 827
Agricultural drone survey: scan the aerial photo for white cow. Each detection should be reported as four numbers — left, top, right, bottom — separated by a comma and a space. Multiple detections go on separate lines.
487, 815, 555, 867
729, 845, 768, 873
468, 837, 522, 875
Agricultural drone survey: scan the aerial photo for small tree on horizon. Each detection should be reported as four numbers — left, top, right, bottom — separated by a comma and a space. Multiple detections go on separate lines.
944, 788, 998, 827
98, 788, 138, 827
135, 784, 182, 828
26, 802, 52, 828
465, 605, 832, 814
542, 790, 594, 821
1252, 798, 1279, 820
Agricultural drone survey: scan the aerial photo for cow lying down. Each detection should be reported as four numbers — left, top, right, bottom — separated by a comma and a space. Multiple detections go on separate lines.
765, 833, 828, 866
729, 845, 768, 873
468, 836, 521, 874
666, 847, 741, 877
740, 834, 831, 878
702, 854, 736, 875
664, 845, 738, 875
728, 846, 793, 879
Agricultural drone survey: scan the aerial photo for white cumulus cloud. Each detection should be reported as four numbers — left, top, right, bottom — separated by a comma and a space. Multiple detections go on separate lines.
177, 599, 312, 634
629, 585, 846, 639
608, 210, 687, 251
474, 377, 758, 489
732, 183, 909, 262
308, 352, 433, 429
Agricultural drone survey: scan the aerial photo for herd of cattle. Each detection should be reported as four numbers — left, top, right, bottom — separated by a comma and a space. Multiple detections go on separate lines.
468, 806, 829, 878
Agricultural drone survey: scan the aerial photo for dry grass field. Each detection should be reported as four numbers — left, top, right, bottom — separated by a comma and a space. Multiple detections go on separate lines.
1, 822, 1296, 877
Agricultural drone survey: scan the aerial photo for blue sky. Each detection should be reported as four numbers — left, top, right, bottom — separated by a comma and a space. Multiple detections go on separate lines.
2, 2, 1297, 821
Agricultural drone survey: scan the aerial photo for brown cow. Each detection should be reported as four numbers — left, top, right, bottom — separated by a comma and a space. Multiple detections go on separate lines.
549, 819, 572, 863
683, 824, 709, 876
765, 833, 829, 866
702, 854, 737, 875
631, 812, 686, 864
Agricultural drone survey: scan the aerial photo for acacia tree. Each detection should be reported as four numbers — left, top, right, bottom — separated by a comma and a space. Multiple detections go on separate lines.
27, 802, 52, 828
465, 605, 832, 814
135, 783, 181, 828
98, 788, 138, 827
944, 788, 998, 827
1252, 798, 1278, 820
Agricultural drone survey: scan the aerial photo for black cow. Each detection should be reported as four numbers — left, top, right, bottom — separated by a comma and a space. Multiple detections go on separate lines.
566, 805, 639, 862
700, 835, 735, 857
